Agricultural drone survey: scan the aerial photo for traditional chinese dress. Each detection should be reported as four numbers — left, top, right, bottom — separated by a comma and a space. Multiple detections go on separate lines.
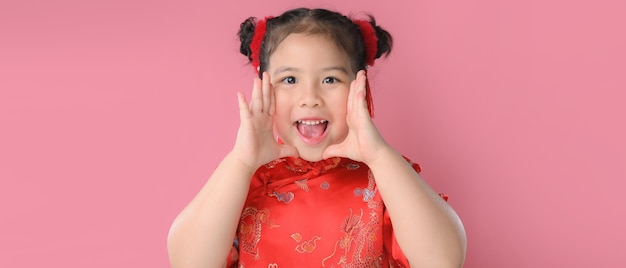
225, 156, 446, 267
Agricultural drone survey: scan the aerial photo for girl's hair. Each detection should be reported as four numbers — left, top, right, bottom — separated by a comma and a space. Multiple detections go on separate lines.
238, 8, 393, 76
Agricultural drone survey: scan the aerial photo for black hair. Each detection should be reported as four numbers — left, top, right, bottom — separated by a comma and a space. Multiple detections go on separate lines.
238, 8, 393, 77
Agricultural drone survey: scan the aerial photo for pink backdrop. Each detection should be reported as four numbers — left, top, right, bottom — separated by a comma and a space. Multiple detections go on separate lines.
1, 0, 624, 267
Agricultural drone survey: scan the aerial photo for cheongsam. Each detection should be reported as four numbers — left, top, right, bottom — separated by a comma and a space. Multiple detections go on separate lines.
225, 156, 447, 267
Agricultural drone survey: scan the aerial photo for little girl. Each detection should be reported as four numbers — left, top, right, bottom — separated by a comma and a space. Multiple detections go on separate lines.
168, 7, 466, 268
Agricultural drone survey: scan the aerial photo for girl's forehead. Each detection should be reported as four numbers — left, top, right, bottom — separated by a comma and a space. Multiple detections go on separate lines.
268, 33, 354, 72
274, 33, 340, 50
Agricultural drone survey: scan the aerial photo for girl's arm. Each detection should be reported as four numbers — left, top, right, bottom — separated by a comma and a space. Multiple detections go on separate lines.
367, 146, 466, 267
167, 153, 255, 268
167, 73, 297, 268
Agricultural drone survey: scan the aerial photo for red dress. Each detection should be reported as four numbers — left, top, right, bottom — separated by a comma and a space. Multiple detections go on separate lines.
226, 156, 446, 267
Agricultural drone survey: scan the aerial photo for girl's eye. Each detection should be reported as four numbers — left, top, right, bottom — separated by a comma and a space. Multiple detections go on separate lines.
323, 77, 338, 84
282, 76, 297, 84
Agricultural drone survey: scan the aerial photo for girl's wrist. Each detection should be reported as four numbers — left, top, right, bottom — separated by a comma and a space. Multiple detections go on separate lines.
363, 143, 398, 168
225, 151, 261, 174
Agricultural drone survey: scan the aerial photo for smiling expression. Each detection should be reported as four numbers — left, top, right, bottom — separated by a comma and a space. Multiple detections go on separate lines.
268, 33, 355, 161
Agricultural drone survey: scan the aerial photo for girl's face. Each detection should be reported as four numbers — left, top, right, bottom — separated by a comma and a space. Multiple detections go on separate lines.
268, 33, 355, 162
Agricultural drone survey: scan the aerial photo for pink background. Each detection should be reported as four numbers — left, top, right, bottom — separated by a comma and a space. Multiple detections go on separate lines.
1, 0, 625, 267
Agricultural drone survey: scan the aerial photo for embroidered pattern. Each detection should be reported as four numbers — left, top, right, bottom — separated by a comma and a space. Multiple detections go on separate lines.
239, 207, 279, 260
354, 170, 378, 206
295, 178, 310, 192
265, 158, 286, 169
354, 188, 376, 202
270, 191, 294, 204
295, 236, 321, 253
321, 207, 383, 267
291, 232, 302, 242
320, 181, 330, 190
284, 157, 342, 173
323, 157, 342, 171
321, 168, 385, 267
344, 163, 360, 170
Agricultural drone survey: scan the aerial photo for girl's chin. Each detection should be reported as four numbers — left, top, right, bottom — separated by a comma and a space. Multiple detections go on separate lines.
293, 147, 327, 162
298, 154, 324, 162
280, 136, 343, 162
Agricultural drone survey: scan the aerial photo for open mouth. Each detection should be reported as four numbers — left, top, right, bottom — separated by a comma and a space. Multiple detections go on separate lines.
295, 119, 328, 142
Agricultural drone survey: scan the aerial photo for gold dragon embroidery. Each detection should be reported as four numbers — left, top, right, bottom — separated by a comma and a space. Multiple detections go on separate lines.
238, 207, 279, 260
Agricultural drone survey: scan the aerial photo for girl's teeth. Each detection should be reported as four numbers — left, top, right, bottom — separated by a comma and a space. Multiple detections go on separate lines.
297, 120, 328, 125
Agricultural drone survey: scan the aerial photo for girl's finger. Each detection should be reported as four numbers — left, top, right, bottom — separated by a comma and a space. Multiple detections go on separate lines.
250, 77, 263, 113
347, 76, 357, 114
262, 72, 271, 114
269, 80, 276, 116
357, 71, 369, 112
237, 91, 251, 119
348, 70, 366, 117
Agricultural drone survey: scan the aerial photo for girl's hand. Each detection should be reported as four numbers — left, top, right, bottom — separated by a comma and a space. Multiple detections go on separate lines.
232, 72, 298, 169
323, 70, 391, 164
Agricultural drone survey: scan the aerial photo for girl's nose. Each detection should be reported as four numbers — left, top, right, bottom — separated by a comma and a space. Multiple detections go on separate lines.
298, 83, 323, 108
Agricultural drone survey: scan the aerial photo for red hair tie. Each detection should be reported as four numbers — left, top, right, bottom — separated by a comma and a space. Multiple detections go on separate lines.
353, 20, 378, 67
354, 20, 378, 117
250, 16, 273, 73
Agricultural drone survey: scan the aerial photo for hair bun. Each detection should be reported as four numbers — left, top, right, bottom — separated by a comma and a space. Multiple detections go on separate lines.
238, 17, 257, 61
367, 16, 392, 59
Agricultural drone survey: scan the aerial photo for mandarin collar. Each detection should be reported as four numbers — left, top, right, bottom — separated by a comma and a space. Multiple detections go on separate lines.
263, 157, 344, 175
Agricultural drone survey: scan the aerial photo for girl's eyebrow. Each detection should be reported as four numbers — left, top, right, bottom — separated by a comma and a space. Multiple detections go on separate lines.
273, 66, 299, 76
273, 66, 350, 76
321, 66, 350, 74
